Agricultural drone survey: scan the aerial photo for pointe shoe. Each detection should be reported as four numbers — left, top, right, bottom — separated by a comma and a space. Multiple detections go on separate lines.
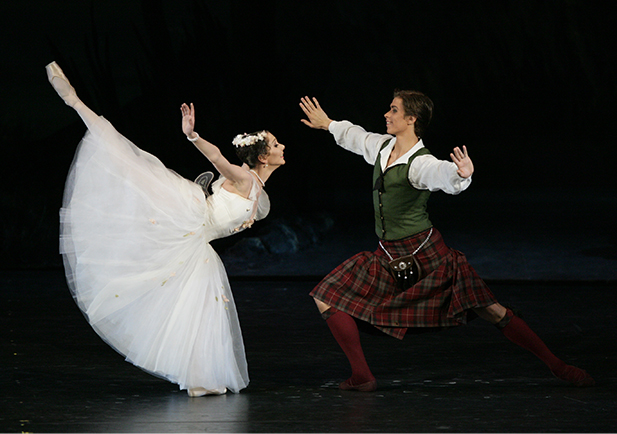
46, 61, 78, 107
187, 387, 228, 397
339, 378, 377, 392
551, 364, 596, 387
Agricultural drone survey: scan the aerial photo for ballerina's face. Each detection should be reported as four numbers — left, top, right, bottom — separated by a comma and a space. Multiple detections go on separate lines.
262, 132, 285, 167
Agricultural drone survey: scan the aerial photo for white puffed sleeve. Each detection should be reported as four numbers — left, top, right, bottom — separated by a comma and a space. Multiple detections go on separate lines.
255, 190, 270, 221
329, 121, 392, 165
409, 154, 472, 195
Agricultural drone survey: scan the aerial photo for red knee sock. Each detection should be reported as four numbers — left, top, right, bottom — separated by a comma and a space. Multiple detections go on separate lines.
325, 309, 375, 385
499, 309, 594, 386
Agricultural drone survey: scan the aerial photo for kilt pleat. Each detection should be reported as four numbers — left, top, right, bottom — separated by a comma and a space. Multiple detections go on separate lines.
310, 227, 497, 339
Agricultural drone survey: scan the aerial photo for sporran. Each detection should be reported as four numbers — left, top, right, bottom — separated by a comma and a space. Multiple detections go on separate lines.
380, 228, 433, 289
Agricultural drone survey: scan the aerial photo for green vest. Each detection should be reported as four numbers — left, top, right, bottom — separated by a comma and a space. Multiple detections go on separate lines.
373, 142, 432, 240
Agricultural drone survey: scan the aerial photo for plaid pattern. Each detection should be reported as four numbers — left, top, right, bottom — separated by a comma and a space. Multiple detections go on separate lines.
310, 227, 497, 339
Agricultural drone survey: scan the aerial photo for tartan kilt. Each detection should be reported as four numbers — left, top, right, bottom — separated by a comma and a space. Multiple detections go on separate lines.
310, 227, 497, 339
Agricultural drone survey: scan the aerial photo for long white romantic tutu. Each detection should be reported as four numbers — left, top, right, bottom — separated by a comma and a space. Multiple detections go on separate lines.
60, 117, 268, 393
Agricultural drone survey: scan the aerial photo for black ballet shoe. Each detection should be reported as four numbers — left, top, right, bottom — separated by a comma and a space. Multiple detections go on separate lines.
339, 378, 377, 392
195, 171, 214, 197
551, 364, 596, 387
45, 61, 78, 106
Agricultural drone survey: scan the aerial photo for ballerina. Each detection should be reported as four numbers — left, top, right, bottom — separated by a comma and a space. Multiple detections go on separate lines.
47, 61, 285, 396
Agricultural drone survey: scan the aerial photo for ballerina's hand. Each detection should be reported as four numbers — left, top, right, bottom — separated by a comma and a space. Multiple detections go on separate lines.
181, 103, 196, 136
299, 96, 332, 130
450, 145, 474, 178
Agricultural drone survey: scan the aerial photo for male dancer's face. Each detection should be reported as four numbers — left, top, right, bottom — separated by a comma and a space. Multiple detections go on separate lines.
385, 97, 414, 136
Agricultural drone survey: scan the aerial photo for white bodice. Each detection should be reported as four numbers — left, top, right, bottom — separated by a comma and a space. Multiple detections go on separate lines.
204, 176, 270, 241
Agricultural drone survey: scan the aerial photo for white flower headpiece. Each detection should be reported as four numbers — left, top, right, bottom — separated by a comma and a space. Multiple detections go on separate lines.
232, 131, 267, 148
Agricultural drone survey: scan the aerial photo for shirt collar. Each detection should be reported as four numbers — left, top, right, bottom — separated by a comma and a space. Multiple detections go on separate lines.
380, 138, 425, 171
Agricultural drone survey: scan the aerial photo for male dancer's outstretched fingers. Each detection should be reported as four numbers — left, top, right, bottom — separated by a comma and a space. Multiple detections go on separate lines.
451, 146, 473, 178
300, 96, 331, 130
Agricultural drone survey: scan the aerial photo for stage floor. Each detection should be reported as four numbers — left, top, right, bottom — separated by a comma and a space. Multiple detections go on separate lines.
2, 270, 615, 433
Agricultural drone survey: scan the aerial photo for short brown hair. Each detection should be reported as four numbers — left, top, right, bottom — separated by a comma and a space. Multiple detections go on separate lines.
393, 90, 433, 138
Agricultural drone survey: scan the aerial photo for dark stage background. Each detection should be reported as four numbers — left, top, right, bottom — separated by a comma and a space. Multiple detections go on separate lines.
3, 4, 617, 431
1, 0, 616, 276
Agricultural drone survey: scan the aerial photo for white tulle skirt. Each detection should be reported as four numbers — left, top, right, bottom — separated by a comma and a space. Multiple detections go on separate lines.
59, 117, 249, 393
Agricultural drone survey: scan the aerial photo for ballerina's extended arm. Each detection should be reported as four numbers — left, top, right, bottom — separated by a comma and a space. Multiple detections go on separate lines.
181, 103, 252, 190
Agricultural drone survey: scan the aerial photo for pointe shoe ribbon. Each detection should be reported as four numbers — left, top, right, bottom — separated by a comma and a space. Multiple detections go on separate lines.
46, 61, 78, 106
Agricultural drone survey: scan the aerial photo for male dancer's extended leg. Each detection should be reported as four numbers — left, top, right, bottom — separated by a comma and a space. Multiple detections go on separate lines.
476, 304, 595, 387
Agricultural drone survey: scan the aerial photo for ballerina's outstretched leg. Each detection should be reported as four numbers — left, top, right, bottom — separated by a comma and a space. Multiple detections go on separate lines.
46, 61, 104, 135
